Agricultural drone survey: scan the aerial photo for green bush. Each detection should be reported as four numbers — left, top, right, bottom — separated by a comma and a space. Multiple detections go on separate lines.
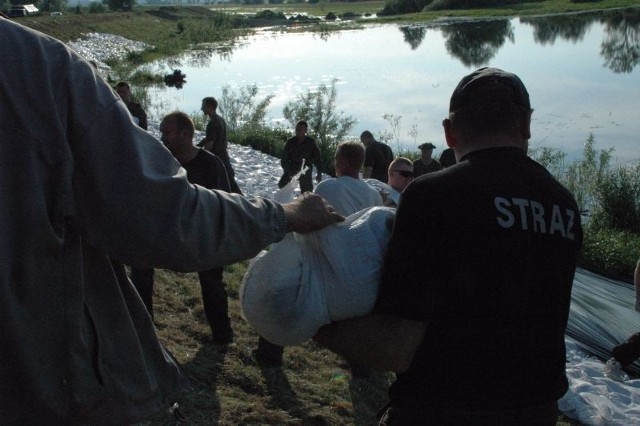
531, 134, 639, 280
229, 127, 290, 158
220, 84, 274, 133
591, 163, 640, 233
579, 227, 640, 280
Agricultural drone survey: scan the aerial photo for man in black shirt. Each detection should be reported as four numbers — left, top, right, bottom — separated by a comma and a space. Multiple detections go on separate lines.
315, 68, 582, 425
279, 119, 322, 193
413, 142, 443, 177
199, 96, 243, 194
361, 130, 394, 183
131, 111, 235, 344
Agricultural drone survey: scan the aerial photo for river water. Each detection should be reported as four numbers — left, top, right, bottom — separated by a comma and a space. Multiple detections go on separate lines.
144, 8, 640, 164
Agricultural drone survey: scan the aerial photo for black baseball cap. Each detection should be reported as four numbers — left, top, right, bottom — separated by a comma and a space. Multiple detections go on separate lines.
449, 67, 530, 112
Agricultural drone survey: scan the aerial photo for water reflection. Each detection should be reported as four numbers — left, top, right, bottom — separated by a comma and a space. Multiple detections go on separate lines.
601, 9, 640, 73
522, 8, 640, 73
441, 19, 514, 67
145, 9, 640, 162
399, 25, 426, 50
523, 14, 592, 45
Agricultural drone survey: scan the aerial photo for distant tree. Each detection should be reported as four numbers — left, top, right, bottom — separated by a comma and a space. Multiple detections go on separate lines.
283, 79, 357, 176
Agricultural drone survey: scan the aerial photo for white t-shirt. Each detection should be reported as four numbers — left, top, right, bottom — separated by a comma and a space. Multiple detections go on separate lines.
314, 176, 383, 215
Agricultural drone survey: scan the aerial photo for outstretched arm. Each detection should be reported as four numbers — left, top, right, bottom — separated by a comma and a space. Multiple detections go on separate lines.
314, 314, 427, 373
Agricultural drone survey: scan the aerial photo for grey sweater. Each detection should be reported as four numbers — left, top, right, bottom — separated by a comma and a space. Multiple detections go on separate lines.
0, 18, 287, 424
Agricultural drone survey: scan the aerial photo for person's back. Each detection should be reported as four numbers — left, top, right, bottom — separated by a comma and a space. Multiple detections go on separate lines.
367, 140, 394, 183
315, 177, 382, 216
314, 141, 382, 216
381, 148, 581, 410
376, 67, 583, 420
361, 131, 393, 183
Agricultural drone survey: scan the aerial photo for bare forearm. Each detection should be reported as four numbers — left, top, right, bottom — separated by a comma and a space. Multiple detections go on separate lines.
314, 314, 427, 373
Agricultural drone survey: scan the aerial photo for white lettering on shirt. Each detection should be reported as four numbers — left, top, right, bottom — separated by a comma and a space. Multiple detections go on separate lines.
494, 196, 577, 240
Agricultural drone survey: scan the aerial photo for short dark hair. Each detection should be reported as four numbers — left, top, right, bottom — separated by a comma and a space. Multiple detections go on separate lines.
336, 141, 365, 171
162, 111, 195, 139
202, 97, 218, 110
360, 130, 374, 141
115, 81, 130, 90
296, 120, 308, 129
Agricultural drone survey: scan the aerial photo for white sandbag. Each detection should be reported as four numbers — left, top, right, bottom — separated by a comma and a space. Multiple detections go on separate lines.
240, 206, 395, 346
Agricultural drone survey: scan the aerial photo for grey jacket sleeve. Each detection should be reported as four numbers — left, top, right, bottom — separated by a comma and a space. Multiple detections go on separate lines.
70, 73, 287, 270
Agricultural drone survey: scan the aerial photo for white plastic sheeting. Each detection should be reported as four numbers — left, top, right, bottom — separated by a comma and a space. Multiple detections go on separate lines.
561, 339, 640, 425
567, 269, 640, 375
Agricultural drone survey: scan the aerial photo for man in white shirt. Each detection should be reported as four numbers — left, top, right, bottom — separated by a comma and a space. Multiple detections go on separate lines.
254, 141, 382, 367
315, 141, 383, 216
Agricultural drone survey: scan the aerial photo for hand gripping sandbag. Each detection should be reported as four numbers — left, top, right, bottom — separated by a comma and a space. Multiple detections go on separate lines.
240, 206, 395, 346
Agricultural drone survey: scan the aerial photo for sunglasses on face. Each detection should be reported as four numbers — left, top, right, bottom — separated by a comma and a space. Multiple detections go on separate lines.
393, 170, 414, 178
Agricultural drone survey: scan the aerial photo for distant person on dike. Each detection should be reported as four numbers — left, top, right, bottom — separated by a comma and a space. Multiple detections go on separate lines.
413, 142, 443, 177
1, 17, 343, 424
279, 119, 322, 193
438, 147, 457, 168
361, 130, 394, 183
199, 96, 243, 194
115, 81, 148, 130
130, 111, 235, 344
254, 140, 382, 367
315, 67, 583, 425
